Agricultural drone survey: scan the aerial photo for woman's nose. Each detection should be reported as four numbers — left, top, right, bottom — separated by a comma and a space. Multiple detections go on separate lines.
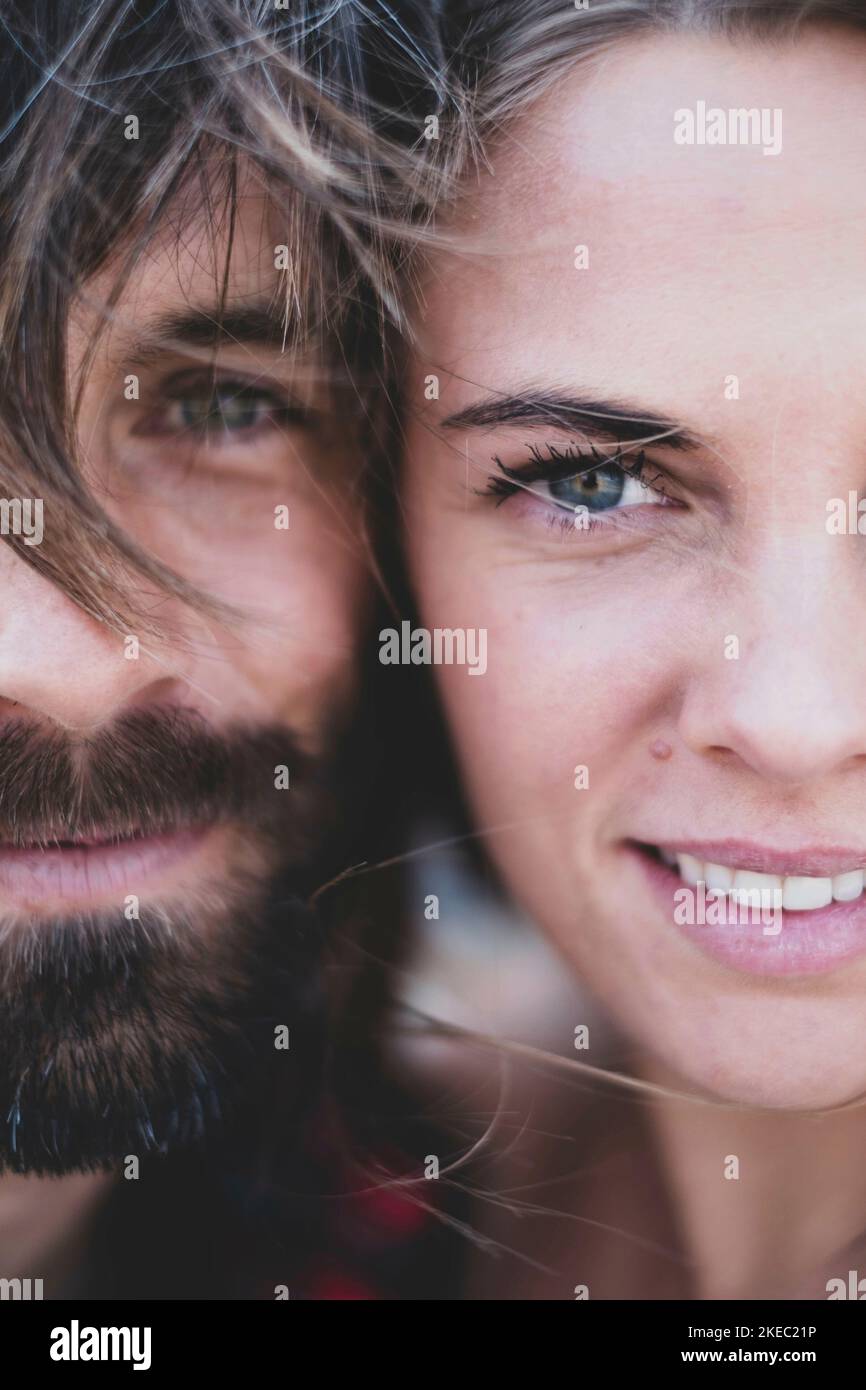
677, 539, 866, 784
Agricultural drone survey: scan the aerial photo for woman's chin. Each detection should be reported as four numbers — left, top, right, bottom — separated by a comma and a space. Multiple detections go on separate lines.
634, 1041, 866, 1113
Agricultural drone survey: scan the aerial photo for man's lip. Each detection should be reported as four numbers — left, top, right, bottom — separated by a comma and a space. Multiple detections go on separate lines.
8, 830, 155, 851
0, 826, 211, 904
639, 839, 866, 877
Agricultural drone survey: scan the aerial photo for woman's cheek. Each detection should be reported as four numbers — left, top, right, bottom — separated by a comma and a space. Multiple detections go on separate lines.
419, 555, 657, 802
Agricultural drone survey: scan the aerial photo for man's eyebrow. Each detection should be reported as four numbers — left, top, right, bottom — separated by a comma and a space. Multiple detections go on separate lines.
439, 390, 703, 451
121, 302, 293, 367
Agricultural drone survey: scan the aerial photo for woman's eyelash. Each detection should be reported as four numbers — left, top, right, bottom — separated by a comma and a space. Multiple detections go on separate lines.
481, 441, 669, 505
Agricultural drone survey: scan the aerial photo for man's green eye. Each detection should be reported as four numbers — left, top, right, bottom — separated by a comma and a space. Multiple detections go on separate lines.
177, 388, 270, 433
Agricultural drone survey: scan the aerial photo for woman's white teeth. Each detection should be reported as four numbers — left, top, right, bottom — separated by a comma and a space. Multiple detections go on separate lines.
705, 861, 733, 892
780, 876, 834, 911
677, 853, 702, 886
830, 869, 865, 902
671, 854, 864, 910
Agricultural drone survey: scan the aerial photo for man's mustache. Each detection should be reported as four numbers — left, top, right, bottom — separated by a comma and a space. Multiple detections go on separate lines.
0, 708, 320, 848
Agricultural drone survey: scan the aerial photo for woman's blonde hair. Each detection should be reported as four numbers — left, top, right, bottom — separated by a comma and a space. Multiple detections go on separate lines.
441, 0, 866, 141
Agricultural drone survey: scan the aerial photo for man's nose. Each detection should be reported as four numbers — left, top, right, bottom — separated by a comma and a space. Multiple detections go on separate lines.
0, 561, 180, 731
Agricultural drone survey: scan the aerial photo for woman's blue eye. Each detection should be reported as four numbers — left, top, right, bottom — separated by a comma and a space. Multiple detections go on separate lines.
548, 464, 627, 512
483, 445, 671, 516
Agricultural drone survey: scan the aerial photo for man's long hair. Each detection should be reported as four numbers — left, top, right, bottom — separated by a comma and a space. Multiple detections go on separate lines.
0, 0, 447, 634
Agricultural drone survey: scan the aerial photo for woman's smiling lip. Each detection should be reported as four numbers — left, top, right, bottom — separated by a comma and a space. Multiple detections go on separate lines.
626, 840, 866, 977
0, 827, 212, 906
651, 839, 866, 878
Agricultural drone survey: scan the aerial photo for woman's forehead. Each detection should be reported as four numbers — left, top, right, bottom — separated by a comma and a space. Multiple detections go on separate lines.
414, 25, 866, 424
452, 27, 866, 241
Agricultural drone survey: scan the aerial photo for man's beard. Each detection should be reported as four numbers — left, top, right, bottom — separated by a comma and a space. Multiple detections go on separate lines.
0, 708, 336, 1175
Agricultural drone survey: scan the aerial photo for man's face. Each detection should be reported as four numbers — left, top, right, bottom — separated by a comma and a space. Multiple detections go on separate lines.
0, 181, 370, 1171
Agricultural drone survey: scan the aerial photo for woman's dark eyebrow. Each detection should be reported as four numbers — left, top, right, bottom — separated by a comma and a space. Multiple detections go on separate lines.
439, 391, 703, 451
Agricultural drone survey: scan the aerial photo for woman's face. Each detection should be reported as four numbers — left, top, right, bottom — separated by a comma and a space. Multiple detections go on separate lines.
403, 27, 866, 1108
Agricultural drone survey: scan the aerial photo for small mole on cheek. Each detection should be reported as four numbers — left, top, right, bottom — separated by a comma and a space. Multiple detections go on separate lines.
650, 739, 673, 761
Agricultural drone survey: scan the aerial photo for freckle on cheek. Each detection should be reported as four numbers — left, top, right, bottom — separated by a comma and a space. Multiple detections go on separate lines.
650, 739, 673, 761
